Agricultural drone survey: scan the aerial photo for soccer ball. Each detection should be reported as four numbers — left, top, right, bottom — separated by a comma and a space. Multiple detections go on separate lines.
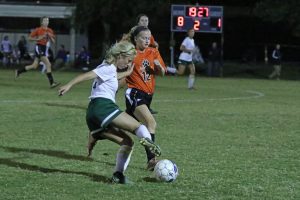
154, 159, 178, 182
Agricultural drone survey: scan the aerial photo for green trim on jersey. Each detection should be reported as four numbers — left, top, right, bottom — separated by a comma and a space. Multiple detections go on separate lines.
86, 97, 122, 134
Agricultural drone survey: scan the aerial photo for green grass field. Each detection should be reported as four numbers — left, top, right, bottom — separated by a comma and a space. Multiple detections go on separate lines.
0, 69, 299, 200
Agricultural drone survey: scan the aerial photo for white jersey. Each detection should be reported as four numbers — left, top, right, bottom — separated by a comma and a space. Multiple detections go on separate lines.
89, 62, 118, 102
1, 40, 12, 53
179, 37, 195, 62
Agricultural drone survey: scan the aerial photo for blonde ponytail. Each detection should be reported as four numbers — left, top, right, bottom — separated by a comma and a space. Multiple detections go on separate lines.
105, 41, 136, 64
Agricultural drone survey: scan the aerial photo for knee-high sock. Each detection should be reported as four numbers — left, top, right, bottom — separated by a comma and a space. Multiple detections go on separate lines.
115, 145, 133, 173
188, 74, 195, 88
145, 133, 156, 161
46, 72, 54, 85
135, 125, 156, 162
135, 125, 151, 140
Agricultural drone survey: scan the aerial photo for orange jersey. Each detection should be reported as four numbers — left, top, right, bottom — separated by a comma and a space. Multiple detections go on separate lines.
126, 47, 166, 94
30, 27, 54, 46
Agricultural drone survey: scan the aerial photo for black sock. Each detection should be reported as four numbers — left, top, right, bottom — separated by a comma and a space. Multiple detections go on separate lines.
46, 72, 54, 85
151, 133, 155, 142
145, 133, 156, 162
18, 68, 27, 75
145, 147, 155, 162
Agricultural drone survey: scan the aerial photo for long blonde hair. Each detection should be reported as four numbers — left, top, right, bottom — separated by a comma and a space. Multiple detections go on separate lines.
105, 41, 136, 64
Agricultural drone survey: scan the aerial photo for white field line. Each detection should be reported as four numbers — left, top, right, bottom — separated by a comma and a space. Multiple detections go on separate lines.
156, 90, 265, 103
0, 90, 264, 104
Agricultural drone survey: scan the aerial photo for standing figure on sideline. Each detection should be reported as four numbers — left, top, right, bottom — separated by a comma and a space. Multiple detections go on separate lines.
207, 42, 221, 77
15, 16, 60, 88
269, 44, 282, 80
125, 26, 166, 171
58, 41, 161, 184
1, 35, 13, 67
17, 35, 28, 63
167, 28, 196, 90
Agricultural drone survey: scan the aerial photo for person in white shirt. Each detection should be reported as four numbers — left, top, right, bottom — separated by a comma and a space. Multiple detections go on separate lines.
58, 41, 161, 184
167, 28, 196, 89
1, 35, 13, 66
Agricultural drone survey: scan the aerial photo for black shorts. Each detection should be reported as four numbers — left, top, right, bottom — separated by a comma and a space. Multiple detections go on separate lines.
35, 44, 47, 58
125, 88, 153, 116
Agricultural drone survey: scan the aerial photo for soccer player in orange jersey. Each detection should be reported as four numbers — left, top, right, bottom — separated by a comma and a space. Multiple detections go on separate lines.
136, 14, 158, 48
125, 26, 166, 171
15, 16, 60, 88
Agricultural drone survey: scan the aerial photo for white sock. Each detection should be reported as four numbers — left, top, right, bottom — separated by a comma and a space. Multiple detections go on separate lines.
115, 145, 133, 173
135, 125, 151, 140
167, 66, 177, 74
188, 75, 195, 88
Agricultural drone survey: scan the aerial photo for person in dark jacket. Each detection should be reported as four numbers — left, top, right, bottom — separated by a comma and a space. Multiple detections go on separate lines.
269, 44, 282, 80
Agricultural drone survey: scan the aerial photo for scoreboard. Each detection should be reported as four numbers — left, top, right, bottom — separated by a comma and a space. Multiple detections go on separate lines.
171, 5, 223, 33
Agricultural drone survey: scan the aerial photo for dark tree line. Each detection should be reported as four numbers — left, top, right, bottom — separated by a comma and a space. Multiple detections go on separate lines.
73, 0, 300, 59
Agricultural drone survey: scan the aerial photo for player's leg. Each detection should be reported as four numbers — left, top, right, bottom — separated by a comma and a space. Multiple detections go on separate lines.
93, 127, 134, 184
111, 112, 161, 157
40, 56, 60, 88
188, 63, 196, 89
177, 63, 186, 75
132, 105, 161, 170
15, 58, 39, 78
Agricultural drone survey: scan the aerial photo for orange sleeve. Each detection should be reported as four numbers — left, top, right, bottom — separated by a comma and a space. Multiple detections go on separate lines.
154, 49, 166, 70
30, 28, 39, 38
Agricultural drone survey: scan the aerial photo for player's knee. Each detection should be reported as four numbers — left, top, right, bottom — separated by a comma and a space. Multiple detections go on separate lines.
147, 118, 157, 131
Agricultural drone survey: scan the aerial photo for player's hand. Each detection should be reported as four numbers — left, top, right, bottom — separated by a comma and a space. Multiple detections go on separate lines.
154, 59, 161, 67
58, 85, 71, 96
126, 63, 134, 74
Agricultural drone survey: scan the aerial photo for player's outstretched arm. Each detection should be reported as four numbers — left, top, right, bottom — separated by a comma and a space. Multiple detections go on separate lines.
154, 59, 165, 76
58, 71, 97, 96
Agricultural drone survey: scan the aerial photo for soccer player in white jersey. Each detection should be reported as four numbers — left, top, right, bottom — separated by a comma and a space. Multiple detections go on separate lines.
58, 41, 161, 184
167, 28, 196, 90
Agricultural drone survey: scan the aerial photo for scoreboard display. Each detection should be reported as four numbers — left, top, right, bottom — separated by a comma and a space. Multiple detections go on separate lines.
171, 5, 223, 33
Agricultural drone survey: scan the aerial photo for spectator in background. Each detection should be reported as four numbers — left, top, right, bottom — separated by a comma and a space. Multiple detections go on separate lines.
53, 44, 67, 69
269, 44, 282, 80
76, 45, 90, 70
17, 35, 28, 63
207, 42, 222, 77
1, 35, 13, 67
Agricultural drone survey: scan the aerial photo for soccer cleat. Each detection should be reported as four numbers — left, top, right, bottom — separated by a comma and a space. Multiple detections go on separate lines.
146, 157, 159, 171
50, 82, 60, 89
111, 171, 133, 184
139, 138, 161, 157
87, 133, 97, 157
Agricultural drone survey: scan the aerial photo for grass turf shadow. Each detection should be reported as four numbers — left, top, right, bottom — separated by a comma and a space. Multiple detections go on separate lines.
0, 157, 111, 183
0, 145, 92, 162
